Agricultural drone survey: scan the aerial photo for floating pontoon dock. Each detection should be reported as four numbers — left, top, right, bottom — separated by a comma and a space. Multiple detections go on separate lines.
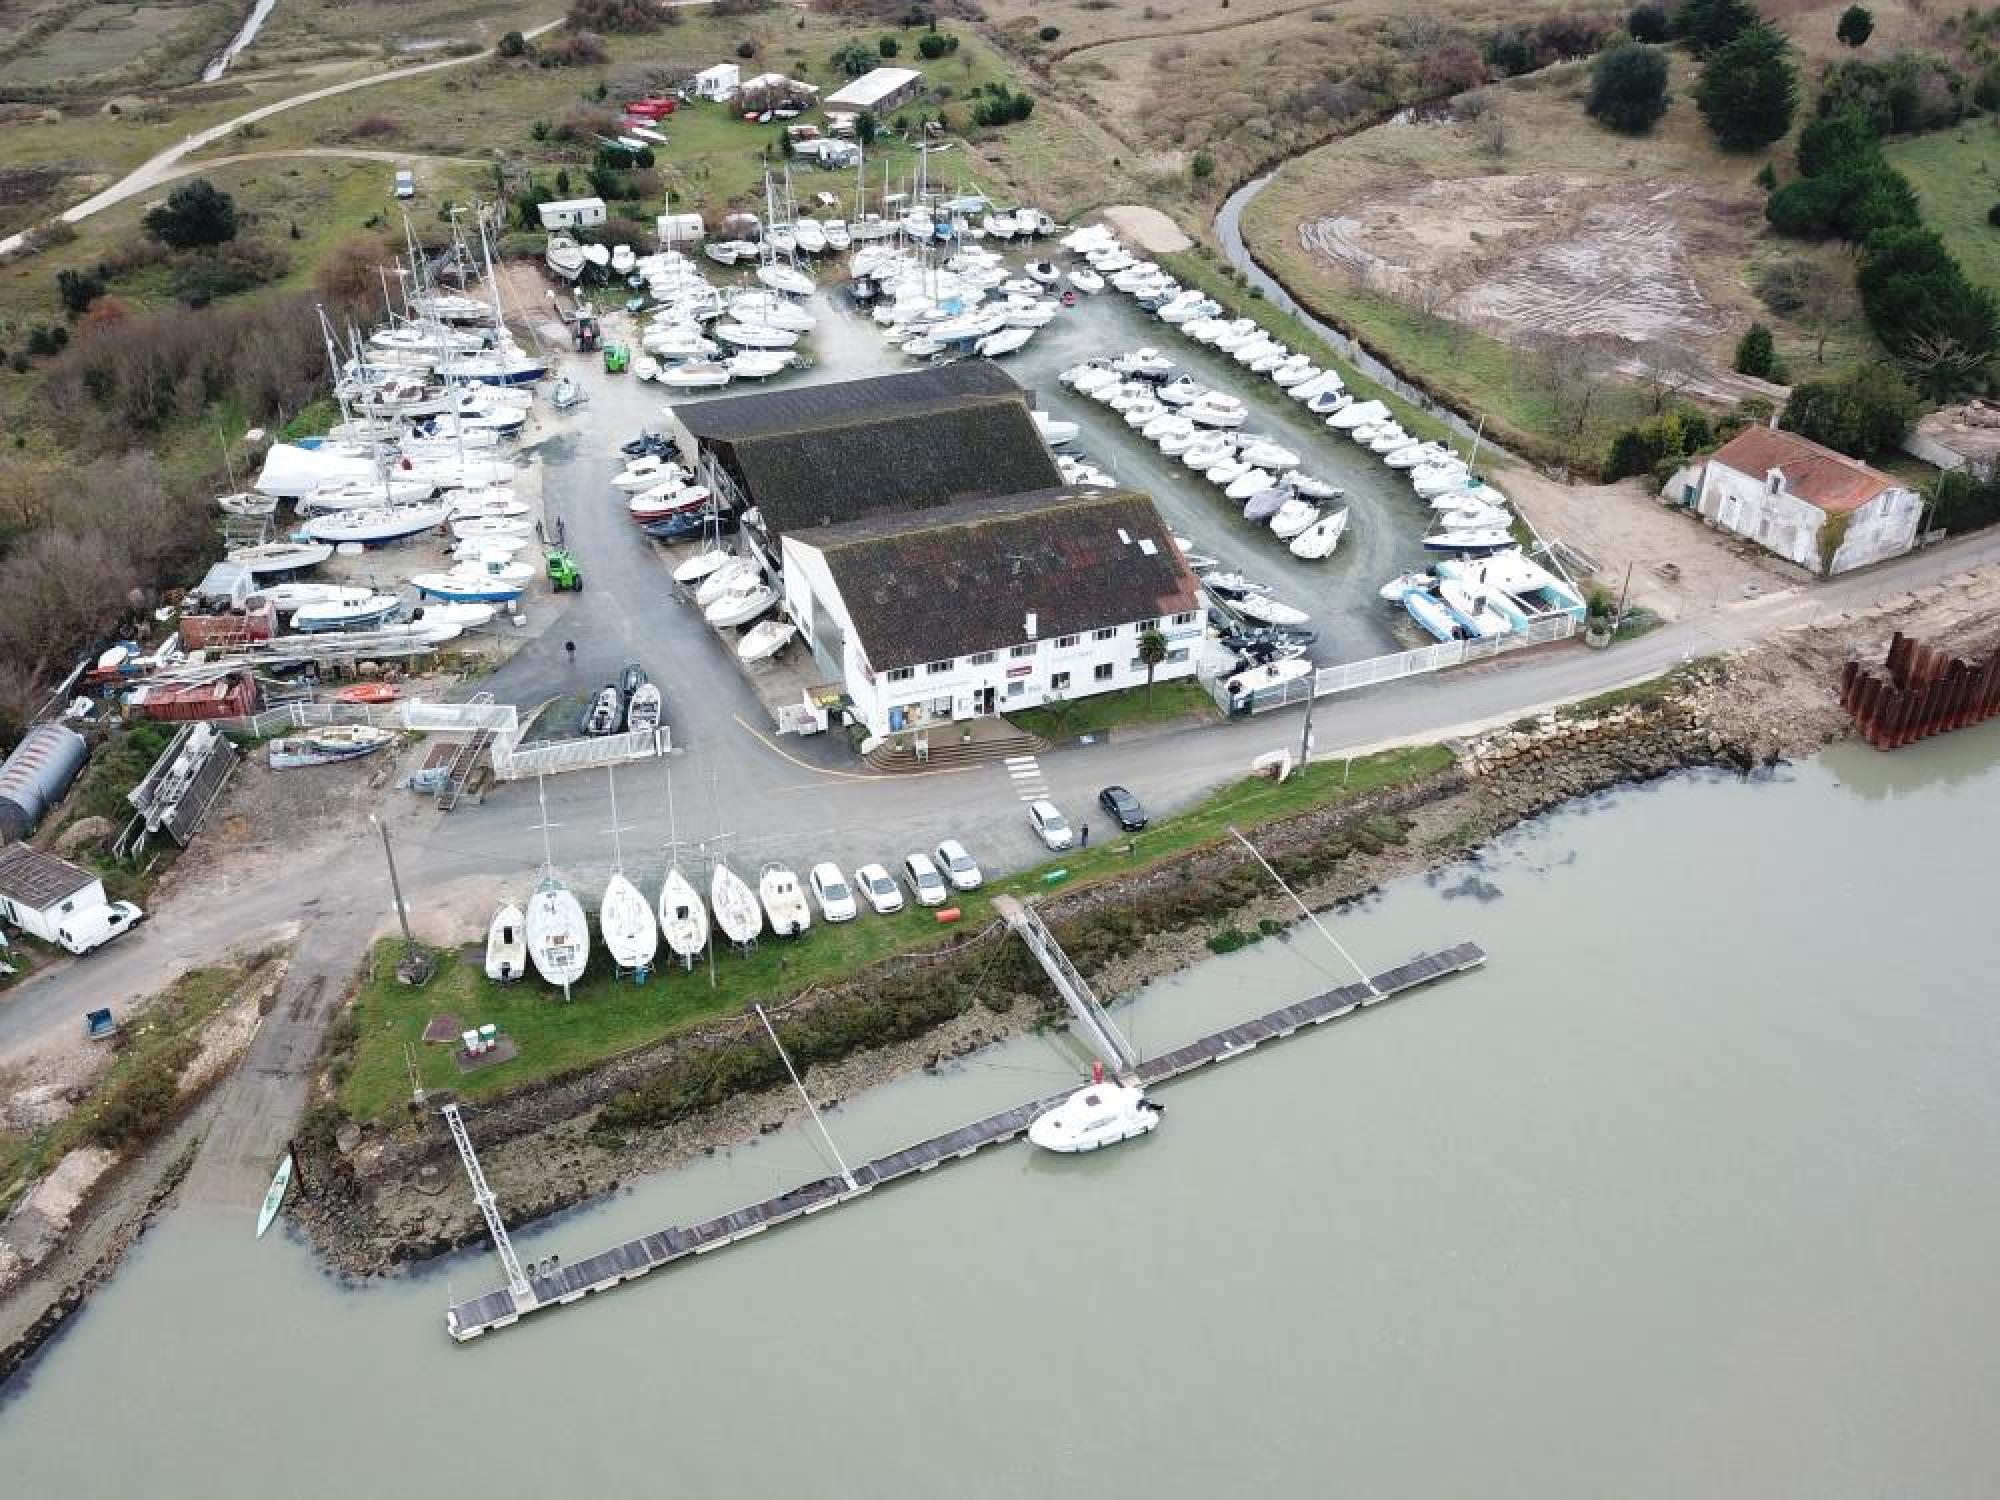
445, 940, 1486, 1342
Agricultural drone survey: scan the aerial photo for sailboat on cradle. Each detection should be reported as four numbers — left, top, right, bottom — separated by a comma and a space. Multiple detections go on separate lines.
655, 764, 709, 967
597, 765, 659, 977
524, 775, 589, 992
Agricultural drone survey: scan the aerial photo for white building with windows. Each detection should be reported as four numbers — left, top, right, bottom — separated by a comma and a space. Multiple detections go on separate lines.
780, 487, 1203, 739
0, 843, 106, 946
1682, 426, 1921, 575
692, 63, 741, 101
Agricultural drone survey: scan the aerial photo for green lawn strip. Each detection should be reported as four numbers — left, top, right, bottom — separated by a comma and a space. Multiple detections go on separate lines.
1006, 679, 1217, 740
0, 958, 266, 1217
341, 742, 1455, 1122
1885, 123, 2000, 306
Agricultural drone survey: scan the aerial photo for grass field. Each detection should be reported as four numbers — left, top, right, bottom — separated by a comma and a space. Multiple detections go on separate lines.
1886, 120, 2000, 305
191, 14, 1123, 221
1007, 678, 1218, 739
340, 742, 1455, 1121
1239, 50, 1884, 469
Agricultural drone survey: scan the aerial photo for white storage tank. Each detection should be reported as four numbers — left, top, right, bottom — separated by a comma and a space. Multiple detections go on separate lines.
0, 721, 89, 842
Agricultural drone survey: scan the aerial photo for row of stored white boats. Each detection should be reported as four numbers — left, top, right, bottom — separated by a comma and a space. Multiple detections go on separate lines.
487, 853, 840, 986
1057, 349, 1350, 562
621, 249, 820, 391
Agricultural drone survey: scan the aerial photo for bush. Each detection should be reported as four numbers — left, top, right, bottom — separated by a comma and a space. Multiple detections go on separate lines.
142, 179, 238, 249
1418, 42, 1488, 97
1586, 41, 1670, 134
734, 37, 756, 58
882, 33, 903, 54
26, 324, 68, 357
1673, 0, 1759, 56
917, 31, 955, 58
1780, 364, 1916, 456
169, 240, 289, 307
498, 29, 526, 56
1837, 5, 1873, 47
1483, 28, 1537, 76
56, 266, 106, 317
1819, 53, 1967, 136
1733, 321, 1777, 378
1695, 24, 1797, 152
831, 40, 874, 76
539, 30, 609, 65
971, 83, 1035, 127
1191, 151, 1215, 181
1989, 202, 2000, 229
565, 0, 668, 31
1036, 25, 1058, 41
1628, 2, 1670, 42
1604, 407, 1715, 479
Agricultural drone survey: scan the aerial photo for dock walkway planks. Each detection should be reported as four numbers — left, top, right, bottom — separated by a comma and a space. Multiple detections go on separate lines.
445, 941, 1485, 1341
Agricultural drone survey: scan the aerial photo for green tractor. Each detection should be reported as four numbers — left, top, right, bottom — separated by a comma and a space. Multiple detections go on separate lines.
602, 342, 630, 374
545, 548, 583, 591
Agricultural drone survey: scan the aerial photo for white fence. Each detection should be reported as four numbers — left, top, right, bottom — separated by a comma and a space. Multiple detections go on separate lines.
491, 727, 668, 779
1214, 613, 1580, 716
209, 697, 666, 780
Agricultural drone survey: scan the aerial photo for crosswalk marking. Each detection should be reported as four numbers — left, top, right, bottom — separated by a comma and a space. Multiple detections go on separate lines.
1003, 753, 1049, 802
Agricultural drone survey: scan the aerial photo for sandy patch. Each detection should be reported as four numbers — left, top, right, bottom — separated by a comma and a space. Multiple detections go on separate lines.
1099, 204, 1192, 256
1298, 174, 1722, 345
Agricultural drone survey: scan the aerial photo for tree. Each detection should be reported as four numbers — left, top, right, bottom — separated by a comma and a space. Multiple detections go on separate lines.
917, 31, 952, 59
1137, 629, 1168, 707
1733, 320, 1777, 377
855, 110, 878, 146
1696, 25, 1797, 152
880, 34, 900, 56
1781, 364, 1915, 456
1836, 5, 1873, 47
1857, 225, 2000, 397
498, 29, 527, 56
142, 179, 238, 249
1628, 2, 1671, 42
1586, 42, 1670, 134
1673, 0, 1758, 55
831, 40, 873, 76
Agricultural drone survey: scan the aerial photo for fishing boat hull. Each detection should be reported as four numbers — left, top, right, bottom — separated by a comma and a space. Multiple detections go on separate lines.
256, 1153, 293, 1238
599, 873, 660, 972
657, 867, 709, 961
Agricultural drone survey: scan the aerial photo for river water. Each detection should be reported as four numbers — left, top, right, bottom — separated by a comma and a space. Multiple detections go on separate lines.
5, 727, 1999, 1493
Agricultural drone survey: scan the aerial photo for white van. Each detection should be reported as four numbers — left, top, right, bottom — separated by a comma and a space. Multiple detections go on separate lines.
394, 169, 416, 199
56, 900, 144, 955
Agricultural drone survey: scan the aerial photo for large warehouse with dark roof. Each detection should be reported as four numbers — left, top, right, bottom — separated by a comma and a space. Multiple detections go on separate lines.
665, 364, 1206, 740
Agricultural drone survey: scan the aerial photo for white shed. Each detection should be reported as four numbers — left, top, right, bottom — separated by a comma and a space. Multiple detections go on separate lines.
824, 67, 925, 114
692, 63, 740, 101
0, 843, 107, 946
537, 197, 607, 231
656, 212, 705, 246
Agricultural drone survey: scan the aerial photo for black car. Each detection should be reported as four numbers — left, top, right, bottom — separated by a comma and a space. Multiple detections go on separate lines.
1098, 785, 1148, 831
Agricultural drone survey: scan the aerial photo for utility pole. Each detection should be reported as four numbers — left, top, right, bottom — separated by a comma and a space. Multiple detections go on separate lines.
1613, 560, 1635, 631
1299, 680, 1316, 769
372, 813, 431, 984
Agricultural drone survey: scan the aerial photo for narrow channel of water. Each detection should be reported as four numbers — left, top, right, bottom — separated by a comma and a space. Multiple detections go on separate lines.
202, 0, 279, 83
5, 724, 1999, 1495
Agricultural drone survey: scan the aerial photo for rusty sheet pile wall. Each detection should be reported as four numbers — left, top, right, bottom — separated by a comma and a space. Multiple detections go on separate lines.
1840, 632, 2000, 749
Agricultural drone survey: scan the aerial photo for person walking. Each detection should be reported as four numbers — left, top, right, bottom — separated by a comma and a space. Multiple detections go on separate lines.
1079, 822, 1089, 848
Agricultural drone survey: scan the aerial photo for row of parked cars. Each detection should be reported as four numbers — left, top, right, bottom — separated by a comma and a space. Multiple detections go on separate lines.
803, 839, 984, 922
799, 786, 1153, 923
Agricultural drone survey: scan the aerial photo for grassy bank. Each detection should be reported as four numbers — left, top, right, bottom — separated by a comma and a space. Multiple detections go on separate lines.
338, 742, 1455, 1122
0, 956, 273, 1216
1885, 121, 2000, 305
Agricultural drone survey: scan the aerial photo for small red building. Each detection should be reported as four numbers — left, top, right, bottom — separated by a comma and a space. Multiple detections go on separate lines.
178, 599, 276, 650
